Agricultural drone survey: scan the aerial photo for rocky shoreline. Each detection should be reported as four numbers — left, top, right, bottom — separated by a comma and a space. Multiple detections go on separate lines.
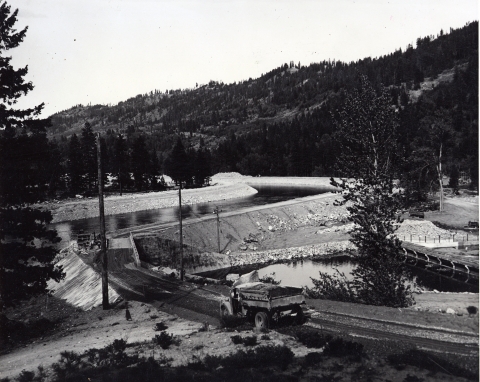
47, 183, 258, 223
186, 240, 355, 275
226, 240, 355, 268
42, 173, 340, 223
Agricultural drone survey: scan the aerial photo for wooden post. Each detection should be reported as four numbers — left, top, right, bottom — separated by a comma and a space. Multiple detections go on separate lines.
214, 206, 222, 253
179, 182, 184, 281
97, 134, 109, 309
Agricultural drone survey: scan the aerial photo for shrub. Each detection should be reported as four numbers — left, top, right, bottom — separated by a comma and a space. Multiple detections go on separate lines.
220, 314, 247, 329
259, 272, 281, 285
84, 338, 136, 367
296, 329, 332, 348
306, 270, 357, 302
404, 375, 424, 382
52, 351, 85, 381
388, 349, 478, 380
0, 315, 55, 344
154, 322, 168, 331
304, 352, 323, 367
17, 370, 35, 382
204, 345, 294, 371
186, 356, 207, 371
324, 337, 364, 360
153, 331, 176, 349
466, 306, 478, 315
230, 335, 243, 345
242, 335, 258, 347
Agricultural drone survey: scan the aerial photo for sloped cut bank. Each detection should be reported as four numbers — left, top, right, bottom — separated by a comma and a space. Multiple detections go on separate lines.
47, 248, 121, 310
133, 234, 232, 274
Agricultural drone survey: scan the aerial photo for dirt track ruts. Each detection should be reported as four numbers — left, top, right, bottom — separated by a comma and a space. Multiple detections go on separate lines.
306, 316, 478, 356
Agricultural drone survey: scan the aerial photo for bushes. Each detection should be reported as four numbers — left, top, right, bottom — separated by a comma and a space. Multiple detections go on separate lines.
152, 331, 178, 349
0, 315, 55, 344
49, 339, 143, 381
295, 328, 332, 348
202, 345, 294, 371
219, 314, 247, 329
84, 338, 136, 367
52, 351, 85, 381
388, 349, 479, 380
466, 306, 478, 315
304, 352, 323, 366
153, 322, 168, 331
324, 337, 364, 361
230, 335, 243, 345
259, 272, 281, 285
305, 270, 358, 303
230, 335, 257, 346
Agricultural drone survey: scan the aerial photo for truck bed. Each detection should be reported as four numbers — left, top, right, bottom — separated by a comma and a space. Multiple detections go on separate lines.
237, 282, 303, 301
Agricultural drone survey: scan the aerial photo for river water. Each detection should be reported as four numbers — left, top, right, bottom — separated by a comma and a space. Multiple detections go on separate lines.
52, 185, 332, 246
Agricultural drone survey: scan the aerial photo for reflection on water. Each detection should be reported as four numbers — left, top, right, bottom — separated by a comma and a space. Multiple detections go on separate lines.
257, 256, 354, 289
52, 185, 332, 247
254, 257, 477, 293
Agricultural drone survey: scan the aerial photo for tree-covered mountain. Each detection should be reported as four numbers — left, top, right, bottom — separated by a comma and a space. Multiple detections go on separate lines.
45, 21, 478, 198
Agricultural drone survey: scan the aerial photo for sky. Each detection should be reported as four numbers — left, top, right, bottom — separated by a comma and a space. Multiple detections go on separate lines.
10, 0, 479, 118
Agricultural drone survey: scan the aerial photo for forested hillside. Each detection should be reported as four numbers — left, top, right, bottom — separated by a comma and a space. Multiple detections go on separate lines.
43, 22, 478, 198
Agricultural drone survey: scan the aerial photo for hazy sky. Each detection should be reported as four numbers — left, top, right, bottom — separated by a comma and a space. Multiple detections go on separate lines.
11, 0, 478, 117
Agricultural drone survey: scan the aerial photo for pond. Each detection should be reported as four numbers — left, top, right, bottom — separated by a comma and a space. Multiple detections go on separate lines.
197, 255, 478, 293
52, 184, 332, 247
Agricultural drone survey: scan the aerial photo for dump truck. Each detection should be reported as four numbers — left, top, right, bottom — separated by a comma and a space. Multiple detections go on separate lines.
219, 271, 306, 329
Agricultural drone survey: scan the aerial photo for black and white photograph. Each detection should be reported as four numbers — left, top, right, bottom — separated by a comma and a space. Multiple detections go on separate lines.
0, 0, 478, 380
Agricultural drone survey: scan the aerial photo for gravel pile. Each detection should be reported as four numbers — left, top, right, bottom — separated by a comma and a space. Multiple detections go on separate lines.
395, 219, 456, 240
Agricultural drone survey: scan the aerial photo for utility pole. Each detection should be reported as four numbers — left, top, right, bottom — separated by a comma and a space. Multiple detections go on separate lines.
213, 206, 222, 253
97, 134, 109, 309
178, 182, 184, 281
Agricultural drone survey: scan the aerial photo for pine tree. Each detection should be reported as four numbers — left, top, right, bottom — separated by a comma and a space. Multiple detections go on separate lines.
113, 134, 129, 195
0, 2, 64, 308
311, 74, 413, 308
194, 147, 211, 186
81, 122, 97, 192
165, 137, 190, 185
67, 133, 83, 194
149, 148, 160, 190
130, 135, 149, 191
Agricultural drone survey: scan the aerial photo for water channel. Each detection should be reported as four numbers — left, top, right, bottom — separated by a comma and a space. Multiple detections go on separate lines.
52, 185, 477, 293
52, 185, 332, 246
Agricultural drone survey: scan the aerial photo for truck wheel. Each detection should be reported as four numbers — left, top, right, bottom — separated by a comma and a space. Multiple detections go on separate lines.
292, 306, 304, 324
255, 311, 269, 330
220, 305, 230, 317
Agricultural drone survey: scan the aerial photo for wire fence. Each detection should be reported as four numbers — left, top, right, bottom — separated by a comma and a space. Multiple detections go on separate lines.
400, 233, 479, 244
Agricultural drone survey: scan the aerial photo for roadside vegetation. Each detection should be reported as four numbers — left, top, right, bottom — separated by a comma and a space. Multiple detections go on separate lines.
3, 327, 478, 382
